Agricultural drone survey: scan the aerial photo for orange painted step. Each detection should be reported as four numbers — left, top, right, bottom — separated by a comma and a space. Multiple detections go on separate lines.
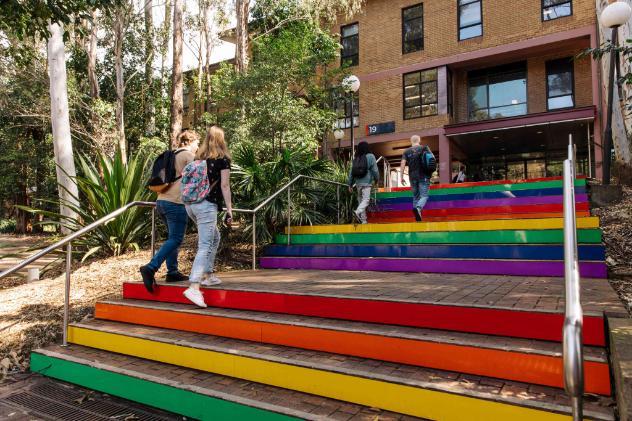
95, 300, 611, 395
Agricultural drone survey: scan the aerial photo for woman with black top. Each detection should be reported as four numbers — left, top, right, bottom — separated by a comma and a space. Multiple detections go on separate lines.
182, 126, 233, 308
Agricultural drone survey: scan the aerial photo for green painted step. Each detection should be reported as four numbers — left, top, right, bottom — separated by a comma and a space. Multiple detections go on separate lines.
377, 178, 587, 199
30, 351, 298, 421
275, 229, 602, 245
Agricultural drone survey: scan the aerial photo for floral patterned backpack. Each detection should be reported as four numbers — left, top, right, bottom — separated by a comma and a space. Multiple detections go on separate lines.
180, 160, 218, 204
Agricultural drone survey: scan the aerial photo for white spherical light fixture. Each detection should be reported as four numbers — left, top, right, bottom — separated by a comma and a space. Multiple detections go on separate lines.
342, 75, 361, 93
333, 128, 345, 140
601, 1, 632, 28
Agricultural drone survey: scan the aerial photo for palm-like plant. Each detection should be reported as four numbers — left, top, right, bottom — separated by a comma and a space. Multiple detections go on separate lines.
25, 151, 155, 260
231, 145, 351, 243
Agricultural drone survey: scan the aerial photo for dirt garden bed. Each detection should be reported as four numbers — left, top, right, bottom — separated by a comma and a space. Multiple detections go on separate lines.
0, 234, 252, 381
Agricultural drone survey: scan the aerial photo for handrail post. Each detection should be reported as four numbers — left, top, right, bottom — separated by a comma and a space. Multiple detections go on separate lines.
62, 242, 72, 347
287, 185, 291, 245
336, 185, 340, 225
150, 207, 156, 257
252, 213, 257, 271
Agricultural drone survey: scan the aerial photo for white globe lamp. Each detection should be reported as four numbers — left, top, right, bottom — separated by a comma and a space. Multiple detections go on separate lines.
333, 128, 344, 141
342, 75, 360, 93
601, 1, 632, 28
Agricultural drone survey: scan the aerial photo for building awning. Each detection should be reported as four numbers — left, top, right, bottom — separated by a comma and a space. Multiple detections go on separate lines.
444, 106, 596, 137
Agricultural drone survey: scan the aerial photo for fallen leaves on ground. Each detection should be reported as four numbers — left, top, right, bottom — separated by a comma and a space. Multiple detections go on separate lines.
0, 233, 252, 378
593, 185, 632, 313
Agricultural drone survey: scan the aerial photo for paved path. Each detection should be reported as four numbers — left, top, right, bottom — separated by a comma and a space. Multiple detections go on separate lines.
0, 235, 57, 278
199, 269, 628, 315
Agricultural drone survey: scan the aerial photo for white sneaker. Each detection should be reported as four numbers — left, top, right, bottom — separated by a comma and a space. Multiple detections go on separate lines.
183, 287, 207, 308
201, 274, 222, 286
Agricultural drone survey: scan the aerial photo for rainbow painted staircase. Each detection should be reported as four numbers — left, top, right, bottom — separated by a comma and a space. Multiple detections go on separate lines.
30, 176, 624, 420
260, 176, 606, 279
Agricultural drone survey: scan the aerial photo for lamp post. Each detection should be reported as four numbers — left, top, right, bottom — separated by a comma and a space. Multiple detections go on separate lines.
343, 75, 360, 160
600, 1, 632, 185
333, 128, 344, 155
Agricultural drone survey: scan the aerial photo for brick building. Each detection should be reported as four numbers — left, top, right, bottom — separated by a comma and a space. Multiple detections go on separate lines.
331, 0, 604, 183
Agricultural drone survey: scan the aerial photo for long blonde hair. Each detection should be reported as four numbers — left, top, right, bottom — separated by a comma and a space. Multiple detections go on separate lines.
195, 126, 231, 160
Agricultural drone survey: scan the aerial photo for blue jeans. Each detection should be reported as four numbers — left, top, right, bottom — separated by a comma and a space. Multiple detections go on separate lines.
185, 201, 221, 283
147, 200, 188, 274
410, 178, 430, 211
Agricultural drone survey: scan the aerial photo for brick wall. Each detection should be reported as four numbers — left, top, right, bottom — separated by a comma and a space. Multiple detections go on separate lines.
338, 0, 595, 77
332, 0, 596, 143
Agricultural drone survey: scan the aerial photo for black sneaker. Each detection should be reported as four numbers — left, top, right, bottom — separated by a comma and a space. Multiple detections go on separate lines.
139, 265, 156, 293
166, 271, 189, 283
412, 208, 422, 222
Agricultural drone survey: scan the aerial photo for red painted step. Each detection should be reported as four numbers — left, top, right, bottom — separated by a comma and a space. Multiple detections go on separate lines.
122, 282, 607, 346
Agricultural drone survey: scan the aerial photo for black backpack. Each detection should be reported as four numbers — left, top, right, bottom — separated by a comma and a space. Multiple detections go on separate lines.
351, 154, 368, 178
147, 149, 184, 193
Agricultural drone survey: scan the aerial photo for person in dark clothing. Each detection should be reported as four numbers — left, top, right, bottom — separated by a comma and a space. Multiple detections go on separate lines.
140, 130, 198, 292
347, 141, 379, 224
399, 135, 431, 222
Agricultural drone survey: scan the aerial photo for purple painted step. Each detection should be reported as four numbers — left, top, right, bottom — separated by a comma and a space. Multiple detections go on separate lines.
259, 257, 607, 278
379, 194, 588, 211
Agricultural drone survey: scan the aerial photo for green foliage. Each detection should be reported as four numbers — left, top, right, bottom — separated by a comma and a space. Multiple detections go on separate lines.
232, 144, 351, 242
137, 136, 168, 162
0, 0, 118, 41
212, 20, 344, 158
0, 219, 17, 234
25, 151, 155, 259
585, 40, 632, 116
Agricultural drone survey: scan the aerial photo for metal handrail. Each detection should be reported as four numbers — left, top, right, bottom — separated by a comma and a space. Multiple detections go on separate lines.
562, 136, 584, 421
0, 174, 349, 347
0, 200, 157, 347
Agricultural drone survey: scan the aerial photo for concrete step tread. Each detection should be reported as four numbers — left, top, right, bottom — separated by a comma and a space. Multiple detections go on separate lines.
99, 298, 608, 362
34, 345, 415, 421
70, 319, 615, 419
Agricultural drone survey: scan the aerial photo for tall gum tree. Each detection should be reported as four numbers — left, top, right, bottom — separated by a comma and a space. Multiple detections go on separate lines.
47, 22, 80, 232
170, 0, 184, 146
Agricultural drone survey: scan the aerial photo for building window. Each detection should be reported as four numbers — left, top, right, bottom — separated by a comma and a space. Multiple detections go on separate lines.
183, 88, 190, 115
542, 0, 572, 21
402, 4, 424, 54
458, 0, 482, 40
467, 62, 527, 121
403, 68, 438, 119
341, 23, 359, 66
334, 93, 359, 129
546, 57, 574, 110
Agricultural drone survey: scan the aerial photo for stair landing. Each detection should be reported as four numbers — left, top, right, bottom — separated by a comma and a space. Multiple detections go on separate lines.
125, 269, 626, 316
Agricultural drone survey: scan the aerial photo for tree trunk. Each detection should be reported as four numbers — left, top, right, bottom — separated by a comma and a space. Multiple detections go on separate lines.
235, 0, 250, 73
47, 22, 80, 234
144, 0, 156, 135
203, 1, 214, 113
170, 0, 184, 146
160, 0, 172, 98
114, 7, 127, 162
196, 0, 205, 124
87, 10, 99, 100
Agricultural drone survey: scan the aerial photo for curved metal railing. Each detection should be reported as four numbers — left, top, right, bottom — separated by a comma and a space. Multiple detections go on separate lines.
562, 135, 584, 421
0, 175, 348, 346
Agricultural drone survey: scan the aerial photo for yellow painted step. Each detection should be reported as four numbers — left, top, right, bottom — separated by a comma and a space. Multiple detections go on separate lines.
285, 217, 600, 235
68, 325, 580, 421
